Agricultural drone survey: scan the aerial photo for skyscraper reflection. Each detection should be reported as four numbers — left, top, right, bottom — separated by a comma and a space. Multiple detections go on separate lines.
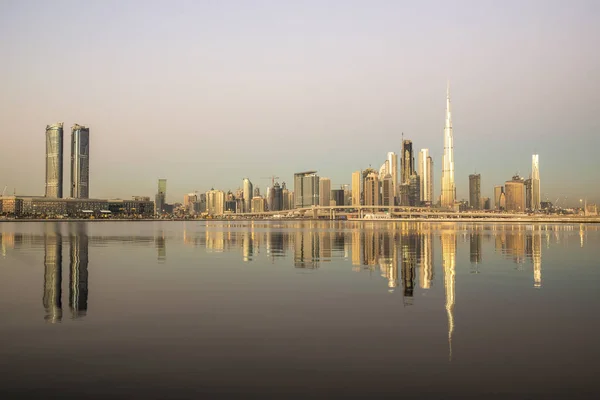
43, 224, 62, 323
441, 227, 456, 361
69, 223, 88, 318
401, 231, 418, 305
294, 230, 319, 269
419, 230, 434, 289
156, 231, 166, 262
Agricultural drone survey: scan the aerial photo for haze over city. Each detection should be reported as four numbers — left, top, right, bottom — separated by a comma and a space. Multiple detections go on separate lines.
1, 0, 599, 205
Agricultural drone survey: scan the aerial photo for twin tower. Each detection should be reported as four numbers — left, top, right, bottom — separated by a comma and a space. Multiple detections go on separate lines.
45, 123, 90, 199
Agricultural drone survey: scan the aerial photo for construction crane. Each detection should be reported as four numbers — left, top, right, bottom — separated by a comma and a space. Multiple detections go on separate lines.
1, 186, 6, 197
261, 176, 280, 187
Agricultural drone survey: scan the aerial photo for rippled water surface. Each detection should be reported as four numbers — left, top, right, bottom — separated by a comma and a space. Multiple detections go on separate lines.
0, 221, 599, 399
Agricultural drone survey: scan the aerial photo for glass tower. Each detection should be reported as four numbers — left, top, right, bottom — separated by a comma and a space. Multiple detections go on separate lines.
70, 124, 90, 199
45, 123, 64, 198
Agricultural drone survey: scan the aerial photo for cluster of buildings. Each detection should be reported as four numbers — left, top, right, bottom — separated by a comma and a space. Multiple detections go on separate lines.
0, 85, 559, 218
0, 123, 154, 218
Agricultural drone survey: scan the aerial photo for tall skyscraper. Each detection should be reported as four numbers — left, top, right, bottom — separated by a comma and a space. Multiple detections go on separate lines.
319, 177, 331, 207
352, 171, 361, 206
505, 175, 526, 212
70, 124, 90, 199
469, 174, 481, 210
242, 178, 253, 213
45, 123, 64, 198
387, 152, 398, 203
381, 174, 394, 206
294, 171, 319, 208
532, 154, 541, 211
155, 179, 167, 215
206, 189, 225, 215
401, 140, 414, 185
364, 172, 379, 206
441, 84, 456, 209
418, 149, 433, 205
271, 182, 283, 211
494, 185, 504, 210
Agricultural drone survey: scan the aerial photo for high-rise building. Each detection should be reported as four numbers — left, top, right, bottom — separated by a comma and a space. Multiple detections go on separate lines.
183, 193, 197, 214
155, 179, 167, 215
418, 149, 433, 205
532, 154, 541, 211
271, 182, 283, 211
319, 178, 331, 207
251, 196, 265, 213
524, 178, 532, 210
381, 174, 394, 206
331, 189, 344, 206
206, 189, 224, 215
282, 182, 290, 210
401, 140, 414, 185
364, 172, 379, 206
352, 171, 361, 206
45, 123, 64, 198
505, 176, 526, 212
294, 171, 319, 208
494, 185, 504, 210
409, 174, 421, 206
70, 124, 90, 199
469, 174, 481, 210
387, 152, 398, 204
441, 83, 456, 209
243, 178, 253, 213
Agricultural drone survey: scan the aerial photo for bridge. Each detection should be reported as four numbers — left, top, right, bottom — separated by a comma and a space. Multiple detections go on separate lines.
231, 205, 553, 220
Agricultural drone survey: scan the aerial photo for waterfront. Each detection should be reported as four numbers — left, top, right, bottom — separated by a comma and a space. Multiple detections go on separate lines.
0, 221, 598, 398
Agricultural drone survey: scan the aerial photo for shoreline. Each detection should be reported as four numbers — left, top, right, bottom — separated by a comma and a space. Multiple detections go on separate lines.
1, 217, 599, 224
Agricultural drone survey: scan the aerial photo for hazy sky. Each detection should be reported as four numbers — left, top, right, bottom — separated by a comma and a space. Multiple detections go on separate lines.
1, 0, 599, 205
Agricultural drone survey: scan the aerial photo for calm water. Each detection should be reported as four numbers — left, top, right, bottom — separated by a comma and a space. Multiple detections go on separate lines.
0, 221, 598, 399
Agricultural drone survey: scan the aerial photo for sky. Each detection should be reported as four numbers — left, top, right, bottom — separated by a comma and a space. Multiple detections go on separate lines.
1, 0, 599, 206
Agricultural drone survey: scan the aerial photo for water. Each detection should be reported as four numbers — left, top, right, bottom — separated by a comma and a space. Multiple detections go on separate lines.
0, 221, 598, 399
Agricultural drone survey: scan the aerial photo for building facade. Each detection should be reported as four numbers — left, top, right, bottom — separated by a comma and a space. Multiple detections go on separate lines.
70, 124, 90, 199
469, 174, 481, 210
532, 154, 541, 211
45, 123, 64, 198
242, 178, 253, 213
441, 84, 456, 209
364, 172, 379, 206
352, 171, 361, 206
155, 179, 167, 215
494, 185, 504, 210
418, 149, 433, 205
294, 171, 319, 208
319, 178, 331, 207
381, 174, 394, 206
505, 176, 526, 212
206, 189, 225, 216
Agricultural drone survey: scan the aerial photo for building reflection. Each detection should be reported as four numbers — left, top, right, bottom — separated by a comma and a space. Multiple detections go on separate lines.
43, 224, 62, 323
155, 231, 166, 262
441, 227, 456, 361
400, 230, 418, 305
69, 223, 88, 318
419, 230, 434, 289
294, 230, 319, 269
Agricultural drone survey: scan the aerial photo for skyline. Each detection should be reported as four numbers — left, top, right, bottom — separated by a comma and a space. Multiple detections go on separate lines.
1, 1, 599, 205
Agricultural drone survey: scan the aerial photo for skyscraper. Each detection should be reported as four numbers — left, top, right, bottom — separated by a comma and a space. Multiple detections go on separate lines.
418, 149, 433, 205
206, 189, 225, 215
70, 124, 90, 199
381, 174, 394, 206
45, 123, 64, 198
469, 174, 481, 210
532, 154, 541, 211
505, 175, 526, 212
401, 140, 414, 185
352, 171, 361, 206
364, 172, 379, 206
155, 179, 167, 215
243, 178, 253, 213
319, 177, 331, 207
294, 171, 319, 208
441, 84, 456, 209
494, 185, 504, 210
387, 152, 398, 204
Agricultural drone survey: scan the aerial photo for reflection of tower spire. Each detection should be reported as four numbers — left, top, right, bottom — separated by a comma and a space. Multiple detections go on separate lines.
69, 223, 89, 318
441, 229, 456, 361
532, 229, 542, 288
43, 225, 62, 323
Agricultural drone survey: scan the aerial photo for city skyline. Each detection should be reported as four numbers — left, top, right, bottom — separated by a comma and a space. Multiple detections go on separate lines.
1, 1, 598, 205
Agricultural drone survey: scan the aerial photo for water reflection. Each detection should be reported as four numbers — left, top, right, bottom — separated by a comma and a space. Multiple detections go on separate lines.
69, 223, 88, 318
43, 224, 62, 323
441, 228, 456, 361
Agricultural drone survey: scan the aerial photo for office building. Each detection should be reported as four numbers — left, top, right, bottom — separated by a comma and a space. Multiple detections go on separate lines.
183, 193, 197, 214
242, 178, 253, 213
532, 155, 541, 211
469, 174, 481, 210
251, 196, 265, 213
524, 178, 532, 210
294, 171, 319, 208
364, 172, 379, 206
505, 175, 526, 212
155, 179, 167, 215
352, 171, 361, 206
409, 174, 420, 206
271, 182, 283, 211
418, 149, 433, 205
331, 189, 344, 206
45, 123, 64, 198
381, 174, 394, 206
70, 124, 90, 199
401, 140, 414, 185
441, 83, 456, 209
206, 189, 224, 216
319, 178, 331, 207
